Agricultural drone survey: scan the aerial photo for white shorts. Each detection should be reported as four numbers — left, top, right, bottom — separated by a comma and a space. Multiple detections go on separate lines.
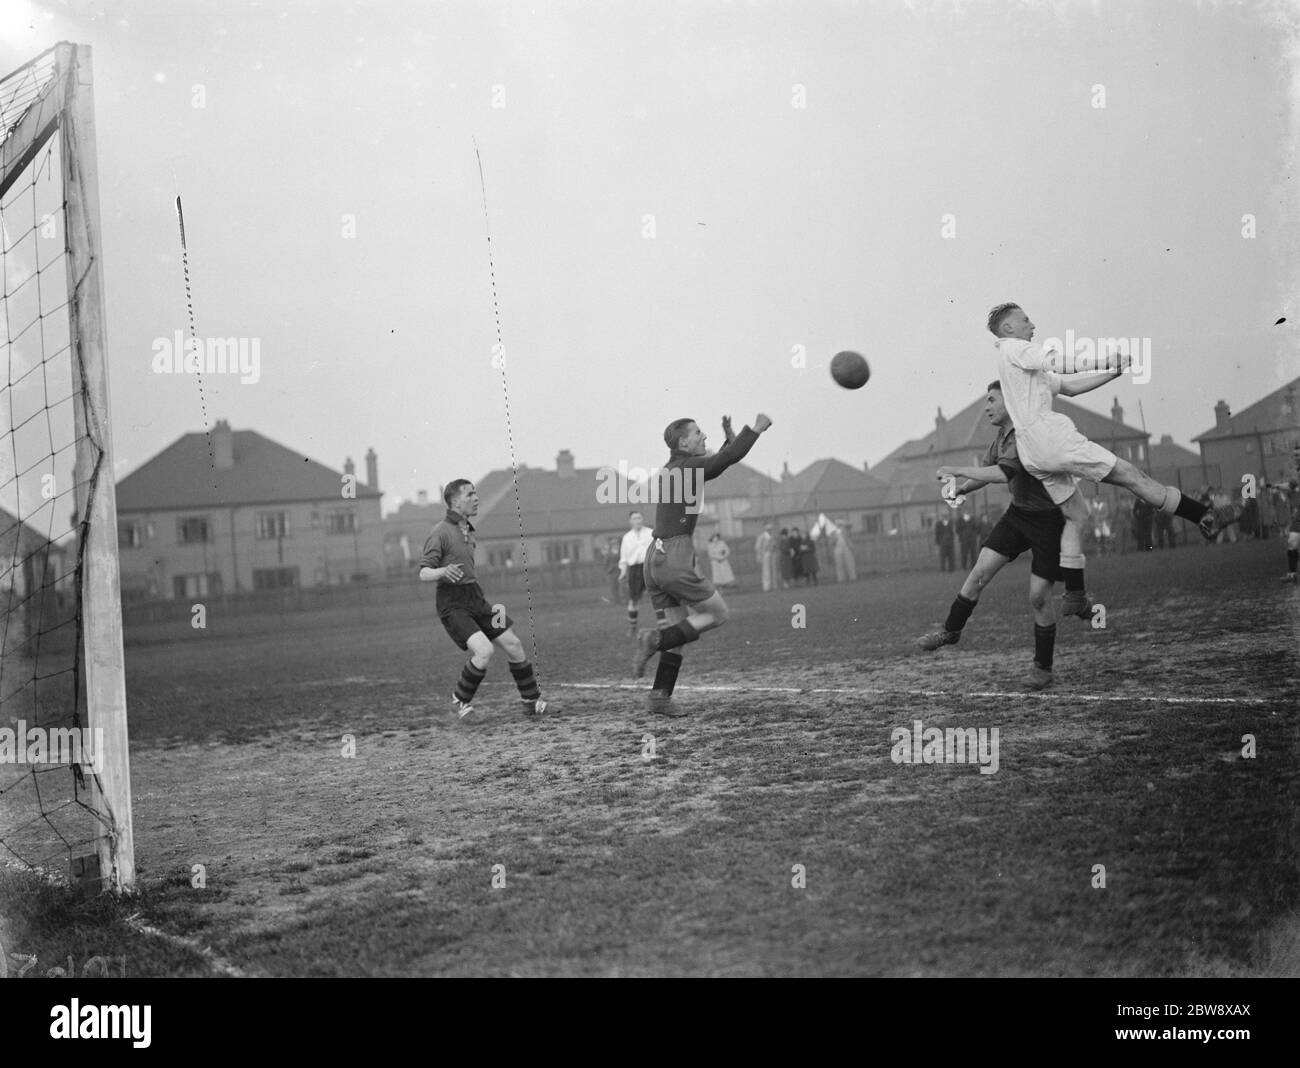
1017, 412, 1119, 504
1288, 531, 1300, 551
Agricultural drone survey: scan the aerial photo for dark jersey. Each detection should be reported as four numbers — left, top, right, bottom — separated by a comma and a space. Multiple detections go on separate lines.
982, 424, 1057, 513
652, 426, 760, 539
418, 510, 479, 583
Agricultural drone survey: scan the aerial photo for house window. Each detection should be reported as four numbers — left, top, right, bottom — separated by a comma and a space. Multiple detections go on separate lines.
543, 540, 580, 564
172, 572, 222, 599
325, 509, 357, 534
253, 567, 299, 590
118, 519, 142, 549
177, 516, 212, 544
861, 514, 881, 535
255, 511, 290, 539
488, 547, 514, 568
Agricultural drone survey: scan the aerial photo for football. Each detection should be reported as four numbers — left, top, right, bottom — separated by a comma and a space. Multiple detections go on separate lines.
830, 350, 870, 389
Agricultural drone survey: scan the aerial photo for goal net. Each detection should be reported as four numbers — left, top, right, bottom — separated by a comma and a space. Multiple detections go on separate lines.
0, 43, 133, 891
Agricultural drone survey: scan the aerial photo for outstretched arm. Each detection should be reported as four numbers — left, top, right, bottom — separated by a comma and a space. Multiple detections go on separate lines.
1058, 366, 1124, 397
701, 413, 772, 479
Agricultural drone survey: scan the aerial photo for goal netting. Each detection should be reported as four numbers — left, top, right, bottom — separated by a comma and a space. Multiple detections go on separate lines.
0, 43, 133, 891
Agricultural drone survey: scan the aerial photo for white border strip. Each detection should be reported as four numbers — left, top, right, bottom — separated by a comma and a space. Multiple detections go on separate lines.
564, 682, 1278, 706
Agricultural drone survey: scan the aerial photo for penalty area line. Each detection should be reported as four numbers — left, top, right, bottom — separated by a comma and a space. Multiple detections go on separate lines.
563, 682, 1275, 706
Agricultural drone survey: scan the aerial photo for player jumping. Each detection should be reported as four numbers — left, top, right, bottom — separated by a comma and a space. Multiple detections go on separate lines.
987, 303, 1232, 589
618, 510, 655, 636
632, 413, 773, 716
417, 479, 549, 718
918, 381, 1088, 691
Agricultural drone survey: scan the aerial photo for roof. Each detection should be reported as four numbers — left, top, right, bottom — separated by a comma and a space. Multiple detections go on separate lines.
1147, 435, 1200, 471
1192, 376, 1300, 442
470, 456, 782, 540
762, 458, 892, 515
116, 428, 381, 511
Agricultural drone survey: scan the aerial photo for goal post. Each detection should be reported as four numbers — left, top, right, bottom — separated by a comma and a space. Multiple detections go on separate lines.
1, 42, 133, 892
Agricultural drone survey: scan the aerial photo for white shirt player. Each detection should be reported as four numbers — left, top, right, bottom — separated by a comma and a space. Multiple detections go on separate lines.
993, 337, 1063, 430
618, 526, 654, 576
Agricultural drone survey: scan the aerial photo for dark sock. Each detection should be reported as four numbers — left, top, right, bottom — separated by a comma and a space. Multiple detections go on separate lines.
1060, 567, 1085, 592
455, 661, 487, 704
627, 607, 639, 626
654, 608, 667, 625
1289, 549, 1298, 574
1174, 493, 1209, 523
943, 594, 977, 633
657, 620, 700, 652
508, 659, 540, 701
652, 651, 683, 695
1033, 624, 1057, 670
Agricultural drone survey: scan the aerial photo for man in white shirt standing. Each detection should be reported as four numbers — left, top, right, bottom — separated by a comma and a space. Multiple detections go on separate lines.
987, 302, 1229, 614
754, 524, 776, 591
618, 510, 655, 637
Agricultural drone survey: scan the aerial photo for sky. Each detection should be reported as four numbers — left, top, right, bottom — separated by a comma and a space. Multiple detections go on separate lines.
2, 0, 1298, 512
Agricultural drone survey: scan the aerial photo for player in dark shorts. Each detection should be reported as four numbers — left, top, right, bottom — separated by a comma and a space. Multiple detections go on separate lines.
418, 479, 549, 718
633, 412, 774, 716
1270, 445, 1300, 584
916, 382, 1092, 691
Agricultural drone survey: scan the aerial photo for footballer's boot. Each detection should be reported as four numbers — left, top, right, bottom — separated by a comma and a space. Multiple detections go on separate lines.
1060, 590, 1094, 619
1198, 503, 1239, 541
522, 698, 549, 717
1283, 573, 1298, 585
647, 689, 688, 718
1024, 663, 1053, 692
633, 629, 660, 677
916, 629, 960, 651
452, 695, 475, 719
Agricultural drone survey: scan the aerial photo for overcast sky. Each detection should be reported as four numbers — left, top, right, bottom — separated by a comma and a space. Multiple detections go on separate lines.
2, 0, 1297, 511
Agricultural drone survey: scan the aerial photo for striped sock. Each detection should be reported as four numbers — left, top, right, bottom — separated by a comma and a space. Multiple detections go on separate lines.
455, 661, 487, 704
628, 607, 639, 626
509, 659, 540, 701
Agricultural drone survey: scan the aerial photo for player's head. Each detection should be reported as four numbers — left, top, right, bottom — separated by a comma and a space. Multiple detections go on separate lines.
665, 418, 706, 456
987, 302, 1034, 341
628, 510, 644, 530
444, 478, 478, 516
984, 380, 1009, 426
779, 527, 788, 536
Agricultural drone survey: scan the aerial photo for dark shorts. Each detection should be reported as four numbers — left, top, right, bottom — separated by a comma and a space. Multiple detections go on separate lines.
644, 535, 716, 610
626, 564, 646, 600
983, 505, 1065, 581
436, 583, 513, 650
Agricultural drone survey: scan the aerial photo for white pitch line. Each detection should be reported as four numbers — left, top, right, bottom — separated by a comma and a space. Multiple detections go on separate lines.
564, 682, 1279, 706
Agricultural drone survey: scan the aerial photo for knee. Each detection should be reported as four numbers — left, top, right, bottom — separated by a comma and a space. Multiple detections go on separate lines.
1029, 589, 1049, 612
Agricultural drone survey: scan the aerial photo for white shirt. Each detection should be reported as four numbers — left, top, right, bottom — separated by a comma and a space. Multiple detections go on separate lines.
618, 526, 653, 572
994, 338, 1063, 431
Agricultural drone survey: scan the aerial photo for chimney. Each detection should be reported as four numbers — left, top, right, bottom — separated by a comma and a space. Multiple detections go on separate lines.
417, 489, 429, 507
1111, 398, 1124, 425
1214, 400, 1231, 432
1160, 433, 1173, 446
863, 461, 870, 473
343, 456, 356, 477
365, 447, 378, 489
556, 449, 575, 478
782, 461, 792, 482
212, 419, 233, 470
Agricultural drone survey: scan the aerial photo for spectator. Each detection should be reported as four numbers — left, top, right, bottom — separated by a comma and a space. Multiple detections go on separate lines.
831, 518, 857, 582
1153, 507, 1176, 549
1258, 480, 1275, 539
789, 526, 805, 583
755, 524, 777, 591
777, 527, 794, 588
934, 515, 956, 572
707, 533, 736, 588
1090, 497, 1113, 555
1132, 496, 1154, 551
956, 511, 978, 570
798, 529, 820, 585
603, 537, 622, 604
1212, 486, 1237, 543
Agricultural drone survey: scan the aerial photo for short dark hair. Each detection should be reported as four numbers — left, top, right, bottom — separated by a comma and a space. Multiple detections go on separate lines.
986, 380, 1002, 393
628, 510, 642, 518
987, 302, 1020, 337
664, 418, 696, 451
444, 479, 473, 508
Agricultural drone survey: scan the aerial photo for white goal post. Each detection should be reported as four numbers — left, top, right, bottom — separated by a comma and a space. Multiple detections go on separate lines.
1, 42, 133, 891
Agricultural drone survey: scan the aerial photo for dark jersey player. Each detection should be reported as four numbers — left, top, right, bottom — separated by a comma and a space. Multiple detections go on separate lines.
916, 382, 1091, 691
633, 412, 774, 716
418, 479, 548, 718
